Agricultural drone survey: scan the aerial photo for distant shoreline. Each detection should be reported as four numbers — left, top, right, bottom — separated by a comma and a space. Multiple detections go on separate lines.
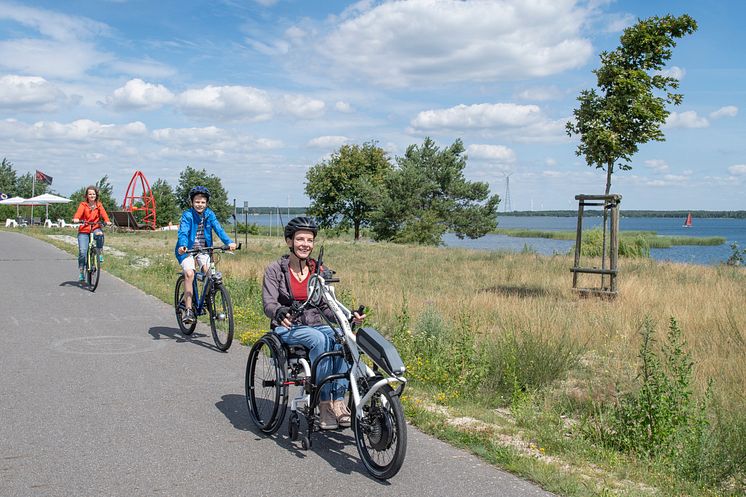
234, 208, 746, 219
498, 210, 746, 219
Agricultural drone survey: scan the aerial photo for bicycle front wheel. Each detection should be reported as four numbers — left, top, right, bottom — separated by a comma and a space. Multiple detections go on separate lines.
353, 382, 407, 480
174, 275, 197, 335
209, 284, 234, 351
87, 247, 100, 292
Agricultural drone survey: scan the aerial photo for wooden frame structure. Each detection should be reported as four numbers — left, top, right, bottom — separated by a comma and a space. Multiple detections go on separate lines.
571, 194, 622, 297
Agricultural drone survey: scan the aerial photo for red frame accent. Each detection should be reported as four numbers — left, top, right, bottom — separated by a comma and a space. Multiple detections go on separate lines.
121, 170, 156, 229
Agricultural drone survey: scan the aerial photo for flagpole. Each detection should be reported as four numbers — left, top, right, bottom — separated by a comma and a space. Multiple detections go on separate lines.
31, 171, 36, 224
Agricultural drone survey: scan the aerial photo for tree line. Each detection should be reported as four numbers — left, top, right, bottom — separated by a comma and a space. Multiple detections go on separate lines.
3, 136, 500, 245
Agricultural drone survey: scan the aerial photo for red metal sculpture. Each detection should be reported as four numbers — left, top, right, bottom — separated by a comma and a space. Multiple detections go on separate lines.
121, 170, 156, 230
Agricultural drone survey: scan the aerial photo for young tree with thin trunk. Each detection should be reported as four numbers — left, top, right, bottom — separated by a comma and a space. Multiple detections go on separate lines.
566, 14, 698, 194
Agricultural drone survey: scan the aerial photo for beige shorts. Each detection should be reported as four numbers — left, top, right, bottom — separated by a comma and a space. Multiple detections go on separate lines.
181, 253, 210, 273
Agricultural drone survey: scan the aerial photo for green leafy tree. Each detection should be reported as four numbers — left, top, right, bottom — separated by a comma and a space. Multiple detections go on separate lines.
150, 178, 180, 227
15, 172, 48, 198
0, 158, 17, 196
371, 137, 500, 245
175, 166, 232, 223
305, 141, 392, 240
566, 14, 698, 194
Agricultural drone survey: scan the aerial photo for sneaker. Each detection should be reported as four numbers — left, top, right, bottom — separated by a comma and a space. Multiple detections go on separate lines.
333, 399, 352, 428
78, 272, 84, 282
98, 254, 104, 263
318, 401, 339, 430
182, 309, 195, 325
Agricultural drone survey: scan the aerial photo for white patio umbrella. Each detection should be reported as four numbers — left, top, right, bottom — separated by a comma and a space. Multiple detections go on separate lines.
0, 196, 28, 217
24, 193, 72, 222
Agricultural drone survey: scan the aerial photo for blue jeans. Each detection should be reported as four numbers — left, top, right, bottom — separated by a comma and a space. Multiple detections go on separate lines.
274, 324, 347, 401
77, 231, 104, 270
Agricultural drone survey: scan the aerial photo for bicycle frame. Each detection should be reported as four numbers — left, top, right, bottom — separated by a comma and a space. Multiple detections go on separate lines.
290, 266, 407, 421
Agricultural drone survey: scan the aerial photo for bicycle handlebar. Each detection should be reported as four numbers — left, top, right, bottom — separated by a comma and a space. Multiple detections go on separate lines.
183, 242, 242, 256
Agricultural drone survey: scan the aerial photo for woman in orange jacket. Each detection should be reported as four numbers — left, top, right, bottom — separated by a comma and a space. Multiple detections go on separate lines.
72, 185, 112, 281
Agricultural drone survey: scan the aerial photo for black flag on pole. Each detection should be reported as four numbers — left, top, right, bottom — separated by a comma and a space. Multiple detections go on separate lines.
36, 170, 53, 185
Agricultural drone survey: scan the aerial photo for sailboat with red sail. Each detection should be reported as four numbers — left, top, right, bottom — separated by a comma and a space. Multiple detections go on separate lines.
683, 212, 692, 228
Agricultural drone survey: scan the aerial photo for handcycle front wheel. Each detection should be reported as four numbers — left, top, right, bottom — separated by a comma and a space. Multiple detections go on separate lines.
353, 382, 407, 480
174, 275, 197, 335
208, 283, 234, 351
246, 334, 288, 434
86, 247, 101, 292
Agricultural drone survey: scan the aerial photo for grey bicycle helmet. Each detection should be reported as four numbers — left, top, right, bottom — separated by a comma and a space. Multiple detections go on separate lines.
284, 216, 318, 239
189, 185, 210, 201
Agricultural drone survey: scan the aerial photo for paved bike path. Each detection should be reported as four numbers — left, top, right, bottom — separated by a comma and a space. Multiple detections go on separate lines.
0, 231, 555, 497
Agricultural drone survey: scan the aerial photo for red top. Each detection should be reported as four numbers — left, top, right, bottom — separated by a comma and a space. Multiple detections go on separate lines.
74, 201, 111, 233
289, 270, 310, 301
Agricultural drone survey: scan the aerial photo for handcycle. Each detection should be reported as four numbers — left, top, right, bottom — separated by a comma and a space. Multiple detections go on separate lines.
80, 220, 106, 292
245, 247, 408, 480
174, 244, 241, 351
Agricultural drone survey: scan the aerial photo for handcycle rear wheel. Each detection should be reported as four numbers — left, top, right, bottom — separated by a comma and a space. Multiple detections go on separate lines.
353, 382, 407, 480
209, 283, 234, 351
246, 334, 288, 434
174, 274, 197, 335
86, 247, 100, 292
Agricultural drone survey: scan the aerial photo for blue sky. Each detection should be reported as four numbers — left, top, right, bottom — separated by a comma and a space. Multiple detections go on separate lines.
0, 0, 743, 210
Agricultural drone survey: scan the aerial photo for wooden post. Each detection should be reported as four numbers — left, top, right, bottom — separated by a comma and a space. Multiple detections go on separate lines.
571, 194, 622, 298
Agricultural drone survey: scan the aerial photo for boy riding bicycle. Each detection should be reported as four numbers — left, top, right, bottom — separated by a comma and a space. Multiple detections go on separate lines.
174, 186, 236, 324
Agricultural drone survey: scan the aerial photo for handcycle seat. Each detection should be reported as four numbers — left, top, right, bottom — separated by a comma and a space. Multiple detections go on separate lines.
285, 344, 309, 360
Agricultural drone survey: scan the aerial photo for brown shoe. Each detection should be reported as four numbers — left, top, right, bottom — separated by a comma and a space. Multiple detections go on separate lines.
319, 401, 338, 430
333, 399, 351, 428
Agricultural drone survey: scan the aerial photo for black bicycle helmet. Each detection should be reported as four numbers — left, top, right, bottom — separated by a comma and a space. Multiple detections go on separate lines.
189, 185, 210, 201
284, 216, 318, 239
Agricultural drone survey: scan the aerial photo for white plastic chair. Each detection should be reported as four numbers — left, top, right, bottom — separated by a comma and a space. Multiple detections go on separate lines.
44, 219, 60, 228
5, 218, 18, 227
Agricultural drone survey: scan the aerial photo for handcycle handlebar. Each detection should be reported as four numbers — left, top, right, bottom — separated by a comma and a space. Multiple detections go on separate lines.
182, 242, 242, 256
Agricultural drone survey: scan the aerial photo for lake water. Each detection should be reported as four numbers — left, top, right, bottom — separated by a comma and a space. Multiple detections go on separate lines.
444, 216, 746, 266
234, 213, 746, 266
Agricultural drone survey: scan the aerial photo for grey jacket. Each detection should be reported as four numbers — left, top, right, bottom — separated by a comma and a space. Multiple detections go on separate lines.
262, 255, 336, 329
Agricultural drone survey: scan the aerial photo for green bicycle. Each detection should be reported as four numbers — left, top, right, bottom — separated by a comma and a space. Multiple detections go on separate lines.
80, 221, 104, 292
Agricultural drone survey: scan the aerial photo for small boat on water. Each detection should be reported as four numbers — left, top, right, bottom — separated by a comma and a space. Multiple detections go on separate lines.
683, 212, 693, 228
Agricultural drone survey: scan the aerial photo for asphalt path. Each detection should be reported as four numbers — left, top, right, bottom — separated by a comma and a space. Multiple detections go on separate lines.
0, 231, 555, 497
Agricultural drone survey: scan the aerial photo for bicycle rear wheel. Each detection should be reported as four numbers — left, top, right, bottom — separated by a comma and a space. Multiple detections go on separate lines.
246, 334, 288, 434
353, 382, 407, 480
174, 275, 197, 335
209, 284, 234, 351
87, 247, 100, 292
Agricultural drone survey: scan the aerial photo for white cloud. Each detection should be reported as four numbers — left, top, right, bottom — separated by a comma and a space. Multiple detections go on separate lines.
0, 75, 66, 112
105, 79, 175, 110
307, 135, 349, 148
658, 65, 685, 80
0, 3, 111, 79
178, 85, 273, 121
335, 101, 353, 113
254, 0, 280, 6
666, 111, 709, 129
467, 144, 516, 163
281, 94, 326, 119
728, 164, 746, 176
318, 0, 592, 87
603, 13, 635, 33
0, 118, 146, 141
709, 106, 738, 119
545, 158, 557, 167
515, 86, 562, 101
411, 103, 541, 130
644, 159, 670, 173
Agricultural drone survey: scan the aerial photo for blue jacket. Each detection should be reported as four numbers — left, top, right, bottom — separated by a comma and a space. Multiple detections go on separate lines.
174, 207, 233, 263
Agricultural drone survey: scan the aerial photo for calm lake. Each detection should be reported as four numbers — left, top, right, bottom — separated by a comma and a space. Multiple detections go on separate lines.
444, 216, 746, 266
235, 213, 746, 266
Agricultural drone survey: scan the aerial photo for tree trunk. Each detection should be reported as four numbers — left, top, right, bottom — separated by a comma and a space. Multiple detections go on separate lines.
354, 220, 360, 240
602, 161, 614, 288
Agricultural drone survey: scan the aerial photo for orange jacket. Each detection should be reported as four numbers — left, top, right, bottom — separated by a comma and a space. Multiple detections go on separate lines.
74, 201, 111, 233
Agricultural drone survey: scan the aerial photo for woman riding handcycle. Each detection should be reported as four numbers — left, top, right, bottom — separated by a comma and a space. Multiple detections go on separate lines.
246, 217, 408, 479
